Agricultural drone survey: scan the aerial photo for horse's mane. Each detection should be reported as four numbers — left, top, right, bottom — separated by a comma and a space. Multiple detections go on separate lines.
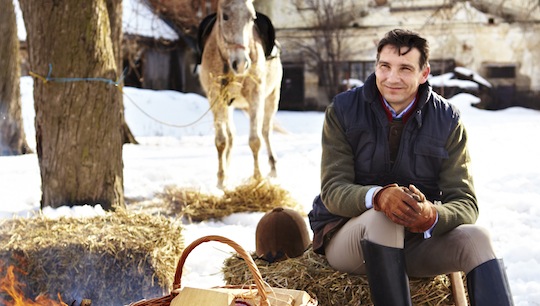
196, 12, 277, 64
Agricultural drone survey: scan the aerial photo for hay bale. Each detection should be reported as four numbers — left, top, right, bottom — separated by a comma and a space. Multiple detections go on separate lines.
0, 209, 183, 306
158, 179, 303, 221
223, 248, 464, 306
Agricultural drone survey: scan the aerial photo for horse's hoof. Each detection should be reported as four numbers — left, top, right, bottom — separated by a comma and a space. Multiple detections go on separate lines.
217, 181, 225, 190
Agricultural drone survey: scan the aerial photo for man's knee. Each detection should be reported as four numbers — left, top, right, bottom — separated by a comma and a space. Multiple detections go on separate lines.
324, 210, 404, 274
362, 210, 405, 248
453, 225, 497, 273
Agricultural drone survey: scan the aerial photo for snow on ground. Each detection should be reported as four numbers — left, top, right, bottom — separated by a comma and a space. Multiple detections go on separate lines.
1, 77, 539, 305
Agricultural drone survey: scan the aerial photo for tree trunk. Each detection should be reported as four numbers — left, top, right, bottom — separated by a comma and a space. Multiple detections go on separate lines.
20, 0, 125, 210
0, 0, 32, 156
107, 0, 138, 144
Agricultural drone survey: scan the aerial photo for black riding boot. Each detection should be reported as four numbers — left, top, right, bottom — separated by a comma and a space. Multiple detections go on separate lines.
467, 258, 514, 306
360, 240, 412, 306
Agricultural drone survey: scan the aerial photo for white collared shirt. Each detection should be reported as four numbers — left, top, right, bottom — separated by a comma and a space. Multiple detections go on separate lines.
382, 97, 416, 119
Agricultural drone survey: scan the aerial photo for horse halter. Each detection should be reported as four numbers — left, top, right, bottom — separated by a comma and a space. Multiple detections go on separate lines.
217, 40, 245, 74
215, 5, 255, 73
217, 21, 250, 55
222, 38, 247, 51
217, 29, 252, 74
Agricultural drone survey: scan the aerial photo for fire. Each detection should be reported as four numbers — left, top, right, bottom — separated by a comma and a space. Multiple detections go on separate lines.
0, 265, 68, 306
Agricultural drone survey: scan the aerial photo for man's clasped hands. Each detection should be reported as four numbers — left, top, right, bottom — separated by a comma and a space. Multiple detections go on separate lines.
373, 184, 437, 233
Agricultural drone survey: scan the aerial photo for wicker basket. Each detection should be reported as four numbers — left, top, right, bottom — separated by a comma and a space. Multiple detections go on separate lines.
128, 235, 317, 306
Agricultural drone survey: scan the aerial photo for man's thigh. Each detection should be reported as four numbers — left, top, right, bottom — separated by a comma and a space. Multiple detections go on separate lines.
324, 211, 496, 276
404, 224, 496, 277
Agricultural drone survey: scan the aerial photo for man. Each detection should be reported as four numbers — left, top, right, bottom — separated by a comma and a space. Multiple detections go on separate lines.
308, 29, 513, 306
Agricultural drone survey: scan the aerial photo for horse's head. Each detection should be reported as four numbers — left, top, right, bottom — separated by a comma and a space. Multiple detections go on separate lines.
217, 0, 256, 75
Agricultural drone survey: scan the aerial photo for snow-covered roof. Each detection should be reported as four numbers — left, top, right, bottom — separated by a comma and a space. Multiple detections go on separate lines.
353, 1, 492, 28
122, 0, 178, 40
429, 72, 479, 90
14, 0, 178, 42
341, 78, 364, 88
428, 66, 492, 90
454, 66, 492, 88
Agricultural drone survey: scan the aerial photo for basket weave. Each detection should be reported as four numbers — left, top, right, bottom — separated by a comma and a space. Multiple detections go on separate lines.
129, 235, 317, 306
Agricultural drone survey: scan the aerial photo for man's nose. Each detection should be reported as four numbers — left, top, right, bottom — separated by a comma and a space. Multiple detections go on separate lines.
386, 69, 400, 81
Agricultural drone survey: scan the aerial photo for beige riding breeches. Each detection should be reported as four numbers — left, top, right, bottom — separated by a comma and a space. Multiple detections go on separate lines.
324, 209, 496, 277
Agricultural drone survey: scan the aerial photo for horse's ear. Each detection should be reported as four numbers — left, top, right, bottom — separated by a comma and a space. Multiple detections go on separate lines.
197, 13, 218, 64
254, 12, 276, 58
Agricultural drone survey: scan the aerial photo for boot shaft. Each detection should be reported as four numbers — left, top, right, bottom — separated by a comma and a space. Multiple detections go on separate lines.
466, 258, 514, 306
361, 240, 412, 306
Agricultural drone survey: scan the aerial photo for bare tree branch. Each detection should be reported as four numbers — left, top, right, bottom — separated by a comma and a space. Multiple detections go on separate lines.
291, 0, 363, 99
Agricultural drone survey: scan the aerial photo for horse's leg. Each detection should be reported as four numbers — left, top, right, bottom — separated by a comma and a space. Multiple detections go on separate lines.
225, 106, 235, 172
248, 97, 264, 182
213, 103, 233, 189
263, 86, 280, 178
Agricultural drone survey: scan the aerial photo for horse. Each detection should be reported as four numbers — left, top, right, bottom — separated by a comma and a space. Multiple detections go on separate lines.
197, 0, 283, 189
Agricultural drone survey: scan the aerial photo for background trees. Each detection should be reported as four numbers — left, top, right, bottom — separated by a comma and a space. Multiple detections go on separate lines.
19, 0, 125, 210
291, 0, 365, 100
0, 0, 31, 156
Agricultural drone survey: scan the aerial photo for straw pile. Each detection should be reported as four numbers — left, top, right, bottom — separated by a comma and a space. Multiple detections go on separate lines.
157, 179, 303, 221
0, 209, 183, 306
223, 248, 465, 305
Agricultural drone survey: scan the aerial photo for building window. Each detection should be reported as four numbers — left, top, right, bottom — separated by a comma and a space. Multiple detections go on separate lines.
484, 64, 516, 79
341, 61, 376, 83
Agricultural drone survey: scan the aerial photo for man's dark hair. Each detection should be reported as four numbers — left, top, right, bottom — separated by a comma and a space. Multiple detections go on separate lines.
376, 29, 430, 69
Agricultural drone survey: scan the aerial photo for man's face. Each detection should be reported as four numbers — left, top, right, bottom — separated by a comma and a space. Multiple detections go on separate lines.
375, 45, 430, 113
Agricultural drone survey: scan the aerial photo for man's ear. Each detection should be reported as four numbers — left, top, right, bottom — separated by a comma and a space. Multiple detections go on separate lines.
420, 64, 431, 84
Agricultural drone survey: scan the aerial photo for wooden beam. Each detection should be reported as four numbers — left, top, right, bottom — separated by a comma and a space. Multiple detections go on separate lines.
449, 272, 468, 306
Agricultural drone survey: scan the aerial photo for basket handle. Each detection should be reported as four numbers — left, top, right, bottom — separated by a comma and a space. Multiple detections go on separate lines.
172, 235, 270, 305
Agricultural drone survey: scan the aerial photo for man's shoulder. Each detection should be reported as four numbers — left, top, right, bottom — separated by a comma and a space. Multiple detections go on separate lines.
330, 87, 367, 120
425, 87, 461, 120
334, 73, 377, 107
333, 85, 371, 109
335, 86, 362, 100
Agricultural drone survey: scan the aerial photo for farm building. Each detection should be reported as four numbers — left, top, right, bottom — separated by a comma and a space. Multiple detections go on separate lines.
16, 0, 539, 110
131, 0, 540, 111
263, 0, 540, 110
121, 0, 203, 93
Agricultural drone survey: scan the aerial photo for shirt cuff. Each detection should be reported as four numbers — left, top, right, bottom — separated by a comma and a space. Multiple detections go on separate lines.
365, 187, 379, 209
423, 213, 439, 239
